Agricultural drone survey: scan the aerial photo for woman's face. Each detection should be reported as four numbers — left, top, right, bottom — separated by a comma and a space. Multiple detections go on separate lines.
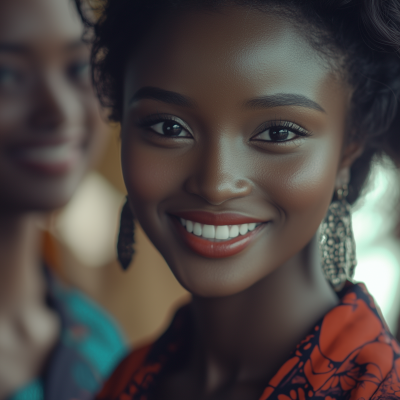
0, 0, 106, 211
122, 7, 353, 297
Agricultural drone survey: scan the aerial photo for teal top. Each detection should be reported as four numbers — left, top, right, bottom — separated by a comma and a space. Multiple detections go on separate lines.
8, 268, 128, 400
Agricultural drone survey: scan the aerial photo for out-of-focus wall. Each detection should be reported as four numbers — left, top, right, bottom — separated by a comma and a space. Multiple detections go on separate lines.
52, 125, 189, 346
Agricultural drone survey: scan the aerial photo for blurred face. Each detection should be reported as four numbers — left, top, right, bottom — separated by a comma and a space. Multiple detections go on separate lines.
0, 0, 106, 211
122, 7, 352, 297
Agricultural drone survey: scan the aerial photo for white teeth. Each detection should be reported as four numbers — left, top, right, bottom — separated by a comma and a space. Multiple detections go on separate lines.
18, 144, 76, 163
215, 225, 229, 240
186, 220, 193, 233
202, 224, 215, 239
239, 224, 248, 235
179, 217, 260, 240
193, 222, 202, 236
229, 225, 239, 238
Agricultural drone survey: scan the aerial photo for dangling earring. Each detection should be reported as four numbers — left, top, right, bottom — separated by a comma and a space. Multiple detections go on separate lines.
319, 184, 357, 292
117, 197, 135, 271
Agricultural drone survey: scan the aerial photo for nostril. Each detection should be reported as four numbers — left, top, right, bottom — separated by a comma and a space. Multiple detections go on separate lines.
184, 175, 253, 205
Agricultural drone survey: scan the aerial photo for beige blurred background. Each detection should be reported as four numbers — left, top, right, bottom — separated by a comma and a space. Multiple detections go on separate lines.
45, 124, 189, 347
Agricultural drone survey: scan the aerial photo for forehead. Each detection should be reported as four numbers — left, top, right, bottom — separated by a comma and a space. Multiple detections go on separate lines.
126, 6, 338, 105
0, 0, 83, 45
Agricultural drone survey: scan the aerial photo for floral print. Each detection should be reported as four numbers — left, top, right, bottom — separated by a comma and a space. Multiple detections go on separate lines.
96, 283, 400, 400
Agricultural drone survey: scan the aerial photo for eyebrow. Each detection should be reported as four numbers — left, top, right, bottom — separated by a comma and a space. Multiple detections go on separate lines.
130, 87, 196, 107
244, 93, 325, 113
130, 86, 325, 113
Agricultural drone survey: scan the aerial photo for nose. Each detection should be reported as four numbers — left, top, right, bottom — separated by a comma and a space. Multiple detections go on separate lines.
184, 138, 253, 205
29, 72, 83, 132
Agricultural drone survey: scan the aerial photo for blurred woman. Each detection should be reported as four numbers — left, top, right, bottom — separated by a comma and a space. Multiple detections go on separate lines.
0, 0, 126, 399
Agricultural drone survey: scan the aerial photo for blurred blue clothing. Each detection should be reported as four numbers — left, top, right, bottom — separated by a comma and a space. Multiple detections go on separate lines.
8, 268, 128, 400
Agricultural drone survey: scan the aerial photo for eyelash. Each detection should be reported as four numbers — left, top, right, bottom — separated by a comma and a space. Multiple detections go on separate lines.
252, 119, 312, 142
136, 114, 312, 142
137, 113, 190, 132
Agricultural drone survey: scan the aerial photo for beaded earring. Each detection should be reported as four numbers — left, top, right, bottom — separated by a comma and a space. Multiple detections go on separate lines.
319, 185, 357, 291
117, 197, 135, 271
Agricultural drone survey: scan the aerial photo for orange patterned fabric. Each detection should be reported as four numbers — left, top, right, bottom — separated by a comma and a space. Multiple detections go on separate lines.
96, 283, 400, 400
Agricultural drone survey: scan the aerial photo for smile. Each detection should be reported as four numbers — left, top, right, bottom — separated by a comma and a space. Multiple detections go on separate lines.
179, 218, 261, 241
170, 211, 267, 258
10, 140, 82, 176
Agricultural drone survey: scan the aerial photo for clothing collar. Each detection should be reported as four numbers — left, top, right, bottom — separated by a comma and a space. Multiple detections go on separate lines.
116, 282, 400, 400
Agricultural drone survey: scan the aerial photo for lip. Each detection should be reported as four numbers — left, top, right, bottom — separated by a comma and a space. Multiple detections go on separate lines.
171, 216, 266, 258
9, 139, 82, 176
171, 210, 263, 226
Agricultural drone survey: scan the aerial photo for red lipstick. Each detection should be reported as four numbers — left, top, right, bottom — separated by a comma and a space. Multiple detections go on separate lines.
170, 213, 266, 258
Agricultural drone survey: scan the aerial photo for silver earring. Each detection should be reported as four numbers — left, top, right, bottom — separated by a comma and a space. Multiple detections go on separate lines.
117, 197, 135, 271
319, 185, 357, 292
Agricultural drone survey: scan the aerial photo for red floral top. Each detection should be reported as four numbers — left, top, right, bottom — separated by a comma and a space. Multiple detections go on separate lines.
96, 283, 400, 400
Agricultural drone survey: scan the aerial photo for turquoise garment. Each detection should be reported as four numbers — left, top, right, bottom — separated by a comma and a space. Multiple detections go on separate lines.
8, 268, 127, 400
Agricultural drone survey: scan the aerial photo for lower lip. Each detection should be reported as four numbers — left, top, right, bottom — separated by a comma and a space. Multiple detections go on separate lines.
172, 217, 265, 258
12, 153, 80, 176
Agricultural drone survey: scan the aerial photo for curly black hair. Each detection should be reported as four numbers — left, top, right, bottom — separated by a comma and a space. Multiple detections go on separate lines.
85, 0, 400, 204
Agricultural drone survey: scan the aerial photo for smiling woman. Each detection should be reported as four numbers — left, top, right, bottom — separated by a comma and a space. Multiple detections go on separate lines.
0, 0, 127, 399
89, 1, 400, 399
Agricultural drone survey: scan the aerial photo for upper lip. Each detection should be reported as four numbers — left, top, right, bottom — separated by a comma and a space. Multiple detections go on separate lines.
8, 136, 82, 152
171, 210, 266, 225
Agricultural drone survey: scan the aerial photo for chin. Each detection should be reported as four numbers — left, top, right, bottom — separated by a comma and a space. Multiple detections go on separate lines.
168, 256, 270, 299
0, 175, 85, 213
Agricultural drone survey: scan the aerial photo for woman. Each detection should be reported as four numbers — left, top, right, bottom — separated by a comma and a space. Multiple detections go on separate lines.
0, 0, 126, 399
91, 0, 400, 399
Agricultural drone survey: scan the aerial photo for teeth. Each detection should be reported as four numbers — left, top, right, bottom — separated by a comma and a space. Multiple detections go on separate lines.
248, 223, 256, 231
186, 220, 193, 233
193, 222, 202, 236
180, 218, 260, 240
229, 225, 239, 238
215, 225, 229, 240
239, 224, 248, 235
202, 224, 215, 239
18, 144, 77, 163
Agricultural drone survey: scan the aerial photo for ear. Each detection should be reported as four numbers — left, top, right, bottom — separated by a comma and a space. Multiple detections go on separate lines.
335, 142, 364, 189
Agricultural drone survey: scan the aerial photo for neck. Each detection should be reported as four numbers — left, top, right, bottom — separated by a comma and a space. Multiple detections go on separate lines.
189, 236, 338, 391
0, 211, 47, 316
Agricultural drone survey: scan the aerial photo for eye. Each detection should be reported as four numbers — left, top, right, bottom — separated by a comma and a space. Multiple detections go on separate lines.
67, 61, 90, 83
252, 121, 310, 143
256, 127, 297, 142
148, 119, 191, 137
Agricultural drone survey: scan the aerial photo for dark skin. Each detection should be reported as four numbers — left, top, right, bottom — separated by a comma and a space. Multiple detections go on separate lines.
0, 0, 106, 397
121, 7, 361, 400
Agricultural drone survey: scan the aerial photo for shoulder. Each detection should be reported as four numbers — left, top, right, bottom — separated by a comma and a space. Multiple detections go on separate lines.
49, 275, 128, 379
95, 344, 153, 400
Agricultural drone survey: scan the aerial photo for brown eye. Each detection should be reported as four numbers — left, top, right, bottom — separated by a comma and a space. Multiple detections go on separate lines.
255, 127, 297, 142
150, 120, 189, 137
269, 127, 290, 141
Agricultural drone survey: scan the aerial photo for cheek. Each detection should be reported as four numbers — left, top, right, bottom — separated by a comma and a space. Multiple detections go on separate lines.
121, 137, 183, 204
256, 140, 341, 217
0, 98, 28, 135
